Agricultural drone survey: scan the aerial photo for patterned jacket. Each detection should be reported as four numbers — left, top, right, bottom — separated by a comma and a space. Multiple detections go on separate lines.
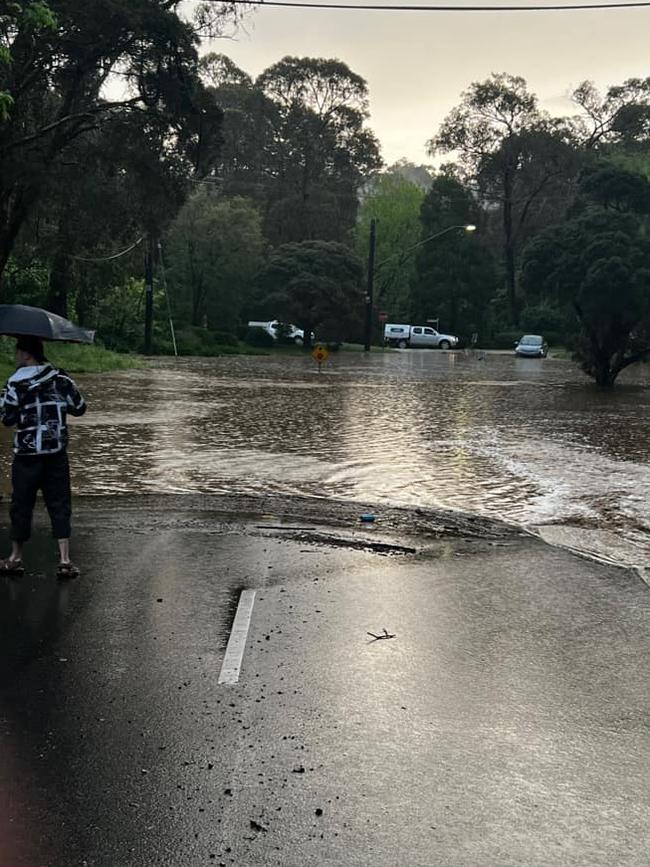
0, 364, 86, 456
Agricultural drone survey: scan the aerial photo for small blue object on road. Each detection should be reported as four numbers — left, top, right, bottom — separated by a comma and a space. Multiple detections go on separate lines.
360, 514, 376, 523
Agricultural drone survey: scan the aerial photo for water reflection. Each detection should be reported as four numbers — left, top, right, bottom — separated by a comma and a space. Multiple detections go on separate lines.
2, 351, 649, 566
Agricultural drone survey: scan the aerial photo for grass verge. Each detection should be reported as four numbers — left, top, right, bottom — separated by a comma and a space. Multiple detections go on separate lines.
0, 337, 143, 381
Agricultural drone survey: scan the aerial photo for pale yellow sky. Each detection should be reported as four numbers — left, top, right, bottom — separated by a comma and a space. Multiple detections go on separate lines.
205, 1, 650, 165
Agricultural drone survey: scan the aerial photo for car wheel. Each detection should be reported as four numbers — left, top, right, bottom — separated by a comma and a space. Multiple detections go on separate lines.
294, 337, 303, 346
439, 340, 451, 350
398, 340, 408, 349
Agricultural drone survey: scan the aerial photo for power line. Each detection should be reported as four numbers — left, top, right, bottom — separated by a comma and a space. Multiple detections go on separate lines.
72, 236, 144, 263
205, 0, 650, 10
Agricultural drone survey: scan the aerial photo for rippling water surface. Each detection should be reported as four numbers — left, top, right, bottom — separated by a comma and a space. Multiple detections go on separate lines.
3, 350, 650, 568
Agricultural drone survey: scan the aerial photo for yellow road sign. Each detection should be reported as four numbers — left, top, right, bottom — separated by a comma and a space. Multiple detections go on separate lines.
312, 345, 329, 364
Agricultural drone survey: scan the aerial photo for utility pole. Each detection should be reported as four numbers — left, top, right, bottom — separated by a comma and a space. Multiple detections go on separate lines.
144, 236, 154, 355
364, 217, 377, 352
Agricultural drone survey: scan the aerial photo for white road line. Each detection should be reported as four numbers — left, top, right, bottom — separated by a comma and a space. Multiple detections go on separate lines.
218, 589, 256, 685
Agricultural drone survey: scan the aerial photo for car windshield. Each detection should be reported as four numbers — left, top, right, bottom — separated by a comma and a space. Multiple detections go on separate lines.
521, 335, 542, 345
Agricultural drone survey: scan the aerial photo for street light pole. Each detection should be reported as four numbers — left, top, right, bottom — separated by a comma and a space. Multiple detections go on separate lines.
374, 224, 476, 272
364, 217, 377, 352
363, 222, 476, 353
144, 235, 154, 355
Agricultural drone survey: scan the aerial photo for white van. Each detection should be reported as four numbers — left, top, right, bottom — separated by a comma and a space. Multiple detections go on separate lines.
384, 323, 459, 349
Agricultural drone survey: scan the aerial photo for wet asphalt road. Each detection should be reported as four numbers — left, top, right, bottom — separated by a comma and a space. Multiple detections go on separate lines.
0, 496, 649, 867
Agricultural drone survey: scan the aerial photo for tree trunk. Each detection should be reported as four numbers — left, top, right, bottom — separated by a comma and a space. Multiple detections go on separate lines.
593, 350, 617, 387
47, 251, 69, 317
301, 322, 313, 350
0, 187, 32, 292
47, 217, 72, 316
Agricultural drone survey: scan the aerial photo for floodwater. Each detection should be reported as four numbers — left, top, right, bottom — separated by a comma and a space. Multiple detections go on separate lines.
3, 350, 650, 570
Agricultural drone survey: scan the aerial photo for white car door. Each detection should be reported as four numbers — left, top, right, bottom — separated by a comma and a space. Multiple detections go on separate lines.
410, 326, 424, 346
422, 327, 439, 347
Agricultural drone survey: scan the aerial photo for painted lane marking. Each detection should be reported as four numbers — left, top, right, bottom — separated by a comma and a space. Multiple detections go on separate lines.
218, 589, 256, 685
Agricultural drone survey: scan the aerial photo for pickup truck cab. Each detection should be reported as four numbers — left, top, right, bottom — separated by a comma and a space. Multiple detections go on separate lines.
384, 323, 459, 350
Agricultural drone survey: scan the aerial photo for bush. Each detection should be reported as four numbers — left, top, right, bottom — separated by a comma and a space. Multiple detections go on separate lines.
168, 326, 235, 357
520, 304, 568, 339
245, 327, 275, 348
96, 278, 145, 352
209, 330, 239, 348
487, 330, 524, 350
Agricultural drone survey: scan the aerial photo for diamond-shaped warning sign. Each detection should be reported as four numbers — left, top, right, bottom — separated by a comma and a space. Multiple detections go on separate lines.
312, 345, 329, 364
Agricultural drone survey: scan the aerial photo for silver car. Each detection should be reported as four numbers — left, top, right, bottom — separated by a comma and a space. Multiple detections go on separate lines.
515, 334, 548, 358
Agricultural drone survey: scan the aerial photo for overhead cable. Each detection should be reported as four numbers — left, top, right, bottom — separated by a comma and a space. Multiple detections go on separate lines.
72, 236, 144, 263
203, 0, 650, 11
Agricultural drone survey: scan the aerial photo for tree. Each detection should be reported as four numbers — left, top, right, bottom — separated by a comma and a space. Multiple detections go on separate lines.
255, 57, 382, 244
412, 173, 497, 336
0, 0, 231, 282
521, 164, 650, 386
572, 78, 650, 150
199, 53, 277, 203
255, 240, 364, 347
166, 192, 264, 332
429, 74, 580, 325
384, 159, 434, 190
356, 174, 425, 321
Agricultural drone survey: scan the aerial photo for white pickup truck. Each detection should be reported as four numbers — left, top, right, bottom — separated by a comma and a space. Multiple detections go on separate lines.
384, 323, 459, 349
248, 320, 306, 344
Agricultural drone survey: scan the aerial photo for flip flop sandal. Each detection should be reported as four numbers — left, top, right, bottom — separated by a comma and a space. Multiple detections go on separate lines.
57, 562, 80, 580
0, 559, 24, 576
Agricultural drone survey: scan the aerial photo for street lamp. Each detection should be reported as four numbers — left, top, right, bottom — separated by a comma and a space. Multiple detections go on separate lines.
364, 222, 477, 352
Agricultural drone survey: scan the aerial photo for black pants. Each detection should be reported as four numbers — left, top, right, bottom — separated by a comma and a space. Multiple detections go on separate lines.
10, 451, 72, 543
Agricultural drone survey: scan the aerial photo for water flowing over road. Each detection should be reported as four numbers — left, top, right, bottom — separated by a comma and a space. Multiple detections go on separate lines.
5, 350, 650, 570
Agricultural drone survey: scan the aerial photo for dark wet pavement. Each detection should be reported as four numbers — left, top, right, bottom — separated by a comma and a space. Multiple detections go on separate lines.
1, 497, 648, 866
2, 350, 649, 568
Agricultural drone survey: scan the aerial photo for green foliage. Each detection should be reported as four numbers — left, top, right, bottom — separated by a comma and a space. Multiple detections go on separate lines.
429, 73, 582, 325
22, 1, 57, 30
0, 91, 13, 120
256, 240, 364, 346
356, 174, 424, 321
521, 165, 650, 385
519, 303, 567, 339
46, 343, 142, 373
0, 337, 141, 381
489, 331, 526, 350
172, 326, 241, 356
207, 55, 382, 245
412, 174, 497, 338
2, 257, 49, 306
166, 192, 264, 332
245, 327, 275, 348
0, 0, 228, 278
95, 278, 144, 352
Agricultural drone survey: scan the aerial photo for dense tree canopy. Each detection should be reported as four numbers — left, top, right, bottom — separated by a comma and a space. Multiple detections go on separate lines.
429, 73, 580, 325
412, 173, 497, 336
255, 240, 364, 347
356, 174, 425, 322
0, 0, 230, 280
521, 164, 650, 386
5, 31, 650, 384
167, 192, 263, 332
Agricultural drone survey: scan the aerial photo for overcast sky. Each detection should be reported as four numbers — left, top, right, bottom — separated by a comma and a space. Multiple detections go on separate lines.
203, 0, 650, 166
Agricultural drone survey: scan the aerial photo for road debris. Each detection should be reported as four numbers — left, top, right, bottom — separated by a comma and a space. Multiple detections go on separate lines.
367, 628, 396, 641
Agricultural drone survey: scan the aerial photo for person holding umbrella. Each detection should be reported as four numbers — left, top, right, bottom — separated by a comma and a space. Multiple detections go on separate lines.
0, 324, 88, 578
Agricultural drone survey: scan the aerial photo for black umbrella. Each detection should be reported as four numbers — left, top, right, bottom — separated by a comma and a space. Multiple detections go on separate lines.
0, 304, 95, 344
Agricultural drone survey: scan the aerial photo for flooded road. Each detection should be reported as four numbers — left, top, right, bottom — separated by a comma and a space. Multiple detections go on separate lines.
3, 350, 650, 569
